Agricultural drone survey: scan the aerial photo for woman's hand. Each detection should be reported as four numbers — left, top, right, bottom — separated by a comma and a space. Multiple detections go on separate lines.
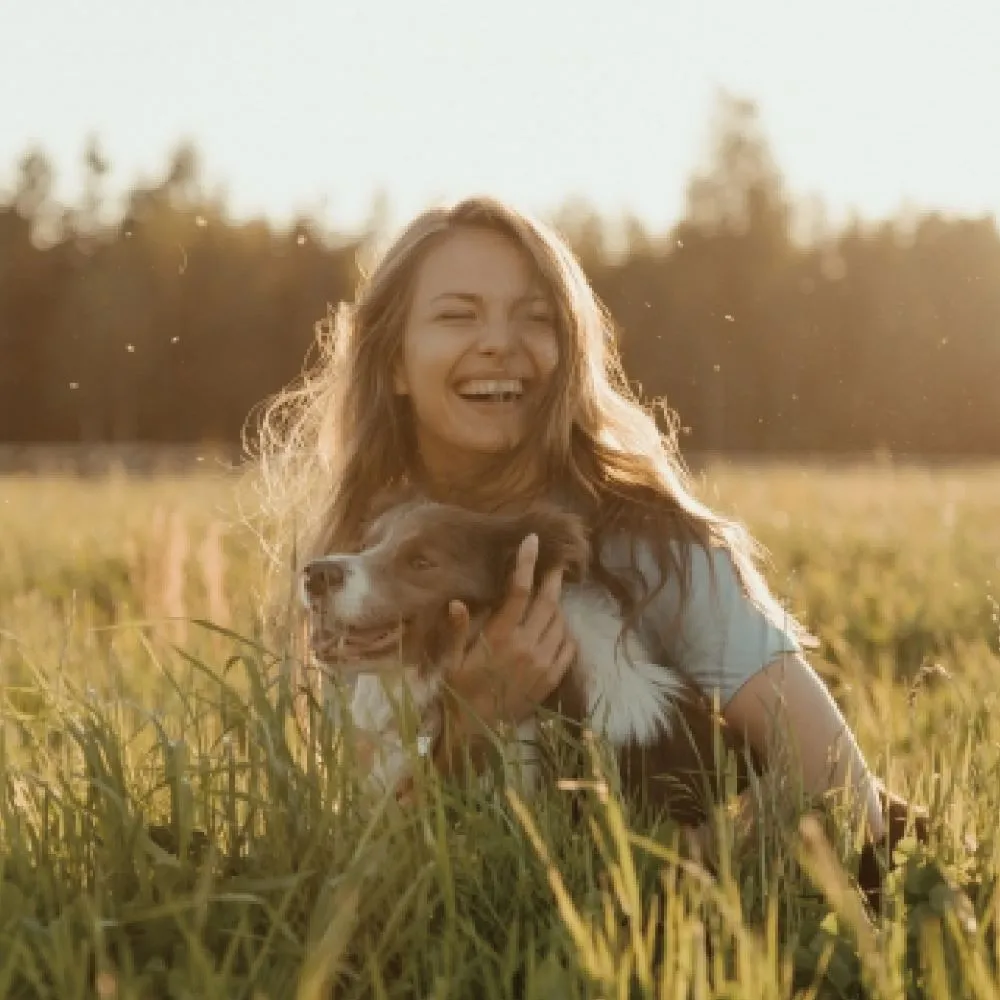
442, 532, 577, 737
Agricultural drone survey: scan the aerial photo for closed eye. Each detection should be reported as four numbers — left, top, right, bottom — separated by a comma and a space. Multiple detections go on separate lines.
437, 310, 477, 322
517, 301, 554, 324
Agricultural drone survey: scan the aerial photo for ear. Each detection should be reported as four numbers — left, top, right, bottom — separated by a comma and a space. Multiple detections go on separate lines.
497, 504, 590, 584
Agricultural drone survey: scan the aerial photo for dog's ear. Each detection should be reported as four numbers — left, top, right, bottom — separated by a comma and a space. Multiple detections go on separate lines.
498, 504, 590, 584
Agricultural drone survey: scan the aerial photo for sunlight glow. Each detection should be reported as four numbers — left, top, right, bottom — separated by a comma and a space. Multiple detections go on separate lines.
2, 0, 998, 233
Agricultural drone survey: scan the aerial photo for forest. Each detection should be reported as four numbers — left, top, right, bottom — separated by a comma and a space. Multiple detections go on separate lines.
3, 95, 997, 457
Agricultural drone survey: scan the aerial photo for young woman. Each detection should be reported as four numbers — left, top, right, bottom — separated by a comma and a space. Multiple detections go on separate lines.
257, 195, 925, 898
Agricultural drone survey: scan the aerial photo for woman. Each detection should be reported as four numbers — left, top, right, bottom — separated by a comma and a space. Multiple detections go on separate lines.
257, 195, 925, 903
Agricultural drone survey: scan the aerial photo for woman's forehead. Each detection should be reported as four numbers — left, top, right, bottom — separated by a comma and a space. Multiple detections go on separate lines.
412, 227, 549, 303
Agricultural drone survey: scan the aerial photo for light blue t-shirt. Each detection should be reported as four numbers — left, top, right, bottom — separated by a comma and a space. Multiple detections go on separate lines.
597, 535, 803, 708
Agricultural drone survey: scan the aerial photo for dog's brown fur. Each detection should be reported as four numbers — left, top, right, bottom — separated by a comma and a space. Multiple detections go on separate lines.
305, 497, 758, 826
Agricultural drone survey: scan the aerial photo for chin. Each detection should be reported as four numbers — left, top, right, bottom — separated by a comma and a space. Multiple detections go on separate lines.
464, 426, 532, 453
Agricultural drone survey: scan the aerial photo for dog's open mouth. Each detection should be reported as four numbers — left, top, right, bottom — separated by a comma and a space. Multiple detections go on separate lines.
312, 621, 406, 663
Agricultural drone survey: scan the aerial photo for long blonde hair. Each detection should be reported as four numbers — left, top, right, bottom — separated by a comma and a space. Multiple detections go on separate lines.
252, 195, 803, 650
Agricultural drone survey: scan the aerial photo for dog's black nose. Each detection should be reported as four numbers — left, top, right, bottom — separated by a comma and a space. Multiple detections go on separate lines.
303, 560, 344, 599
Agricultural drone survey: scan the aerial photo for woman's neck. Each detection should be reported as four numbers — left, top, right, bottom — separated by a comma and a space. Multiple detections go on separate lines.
415, 455, 552, 514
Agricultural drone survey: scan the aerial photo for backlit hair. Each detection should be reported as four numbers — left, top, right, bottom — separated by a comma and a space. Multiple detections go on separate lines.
252, 195, 804, 651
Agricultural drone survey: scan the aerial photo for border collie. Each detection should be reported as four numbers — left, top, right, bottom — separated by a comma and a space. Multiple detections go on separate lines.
300, 497, 754, 822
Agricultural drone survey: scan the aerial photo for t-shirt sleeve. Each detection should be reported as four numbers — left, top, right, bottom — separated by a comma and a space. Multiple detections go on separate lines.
651, 544, 803, 708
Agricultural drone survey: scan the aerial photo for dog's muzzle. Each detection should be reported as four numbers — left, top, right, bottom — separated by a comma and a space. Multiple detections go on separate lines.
303, 559, 345, 600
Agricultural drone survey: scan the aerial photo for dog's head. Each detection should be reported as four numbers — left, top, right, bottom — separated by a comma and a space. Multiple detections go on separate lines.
301, 498, 589, 674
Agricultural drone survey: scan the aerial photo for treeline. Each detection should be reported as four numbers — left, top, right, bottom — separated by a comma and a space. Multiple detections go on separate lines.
2, 96, 998, 456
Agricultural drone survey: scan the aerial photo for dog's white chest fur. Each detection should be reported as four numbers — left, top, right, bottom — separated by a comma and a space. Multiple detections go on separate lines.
336, 668, 442, 793
561, 585, 683, 745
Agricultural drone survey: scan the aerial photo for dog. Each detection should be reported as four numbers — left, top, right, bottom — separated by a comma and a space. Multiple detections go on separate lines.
300, 496, 756, 824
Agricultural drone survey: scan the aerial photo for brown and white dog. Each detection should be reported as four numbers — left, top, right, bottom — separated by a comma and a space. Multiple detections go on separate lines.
300, 497, 756, 824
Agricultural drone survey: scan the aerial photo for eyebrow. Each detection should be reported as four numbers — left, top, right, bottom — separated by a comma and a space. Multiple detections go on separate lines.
429, 291, 550, 306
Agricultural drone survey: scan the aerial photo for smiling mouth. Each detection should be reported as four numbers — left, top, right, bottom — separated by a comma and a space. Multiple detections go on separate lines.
312, 621, 406, 662
454, 378, 526, 403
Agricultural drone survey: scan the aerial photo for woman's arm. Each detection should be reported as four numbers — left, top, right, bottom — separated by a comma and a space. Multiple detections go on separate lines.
723, 651, 885, 840
645, 542, 890, 841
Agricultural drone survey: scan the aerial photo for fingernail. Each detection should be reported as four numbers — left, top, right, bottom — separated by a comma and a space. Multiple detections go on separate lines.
524, 533, 539, 553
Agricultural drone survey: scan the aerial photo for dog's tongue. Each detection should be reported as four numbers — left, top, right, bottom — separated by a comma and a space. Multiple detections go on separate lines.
338, 623, 403, 657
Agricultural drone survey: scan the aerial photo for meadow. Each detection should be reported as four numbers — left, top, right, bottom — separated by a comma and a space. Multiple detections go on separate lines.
1, 461, 998, 999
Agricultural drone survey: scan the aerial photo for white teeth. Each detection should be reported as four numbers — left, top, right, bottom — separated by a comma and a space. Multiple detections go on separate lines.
456, 378, 524, 398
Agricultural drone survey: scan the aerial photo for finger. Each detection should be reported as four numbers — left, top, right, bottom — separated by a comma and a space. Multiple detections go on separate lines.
489, 534, 539, 634
520, 566, 564, 643
528, 632, 576, 703
534, 600, 567, 666
554, 633, 577, 675
545, 634, 577, 692
445, 599, 472, 673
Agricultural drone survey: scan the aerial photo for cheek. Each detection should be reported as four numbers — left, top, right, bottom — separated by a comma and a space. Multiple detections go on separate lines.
399, 325, 460, 392
401, 326, 463, 378
528, 328, 560, 378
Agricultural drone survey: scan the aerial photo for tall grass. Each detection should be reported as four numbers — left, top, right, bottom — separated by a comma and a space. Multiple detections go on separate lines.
1, 461, 998, 998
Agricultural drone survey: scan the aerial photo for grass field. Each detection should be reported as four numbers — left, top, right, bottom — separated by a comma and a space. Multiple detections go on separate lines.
1, 461, 999, 999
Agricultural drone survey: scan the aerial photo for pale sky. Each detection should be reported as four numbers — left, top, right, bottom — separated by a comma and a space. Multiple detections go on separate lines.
2, 0, 999, 237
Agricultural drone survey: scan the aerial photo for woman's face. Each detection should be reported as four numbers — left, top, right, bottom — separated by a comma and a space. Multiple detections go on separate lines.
395, 226, 560, 486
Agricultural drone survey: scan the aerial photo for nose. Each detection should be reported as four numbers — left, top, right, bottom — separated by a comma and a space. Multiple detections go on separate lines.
303, 560, 345, 599
477, 310, 517, 356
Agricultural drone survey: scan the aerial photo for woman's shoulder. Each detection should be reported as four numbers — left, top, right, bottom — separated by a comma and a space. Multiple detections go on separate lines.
595, 528, 804, 701
549, 485, 799, 633
595, 528, 729, 588
598, 528, 796, 627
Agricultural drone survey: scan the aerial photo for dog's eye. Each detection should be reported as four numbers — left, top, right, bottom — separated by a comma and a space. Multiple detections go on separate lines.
409, 555, 433, 571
